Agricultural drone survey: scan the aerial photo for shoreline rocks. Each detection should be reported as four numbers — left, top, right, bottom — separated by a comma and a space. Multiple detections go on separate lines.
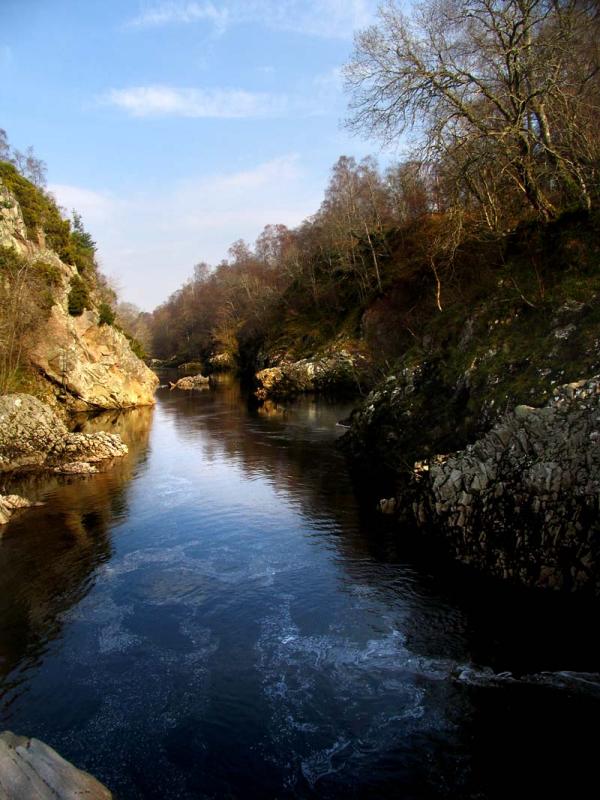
0, 731, 112, 799
0, 393, 128, 478
0, 495, 32, 526
404, 377, 600, 593
169, 374, 210, 391
255, 348, 371, 401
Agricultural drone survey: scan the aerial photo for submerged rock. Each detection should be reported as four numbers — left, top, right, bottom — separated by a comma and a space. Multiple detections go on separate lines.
0, 731, 112, 799
170, 374, 210, 391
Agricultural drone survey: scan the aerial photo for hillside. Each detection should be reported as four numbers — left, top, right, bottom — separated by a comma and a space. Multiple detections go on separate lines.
0, 162, 157, 411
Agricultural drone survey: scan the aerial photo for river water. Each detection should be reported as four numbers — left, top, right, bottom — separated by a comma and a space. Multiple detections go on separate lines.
0, 377, 598, 798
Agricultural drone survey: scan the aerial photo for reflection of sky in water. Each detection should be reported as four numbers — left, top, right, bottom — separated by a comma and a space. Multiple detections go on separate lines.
1, 381, 599, 799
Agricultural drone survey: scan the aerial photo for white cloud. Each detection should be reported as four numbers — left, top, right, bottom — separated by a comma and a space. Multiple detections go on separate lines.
100, 73, 344, 119
49, 156, 322, 309
127, 0, 375, 39
48, 184, 114, 224
102, 85, 289, 118
127, 1, 229, 32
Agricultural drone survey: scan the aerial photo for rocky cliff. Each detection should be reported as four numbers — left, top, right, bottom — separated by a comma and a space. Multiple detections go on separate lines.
342, 212, 600, 593
410, 377, 600, 594
0, 175, 158, 410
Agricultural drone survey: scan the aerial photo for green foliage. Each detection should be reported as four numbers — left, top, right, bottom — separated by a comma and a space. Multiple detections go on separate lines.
0, 243, 24, 275
33, 259, 61, 286
98, 302, 116, 326
68, 274, 90, 316
0, 161, 72, 259
70, 211, 97, 273
125, 332, 146, 359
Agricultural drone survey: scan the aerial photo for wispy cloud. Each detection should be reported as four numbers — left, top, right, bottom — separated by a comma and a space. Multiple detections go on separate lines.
100, 71, 342, 119
127, 1, 229, 33
127, 1, 375, 40
101, 85, 289, 118
49, 155, 322, 309
48, 184, 114, 222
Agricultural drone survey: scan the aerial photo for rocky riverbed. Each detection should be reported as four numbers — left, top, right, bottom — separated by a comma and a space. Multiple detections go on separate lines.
0, 393, 129, 526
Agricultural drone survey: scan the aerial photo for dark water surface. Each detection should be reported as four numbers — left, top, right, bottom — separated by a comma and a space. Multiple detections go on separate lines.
1, 377, 598, 798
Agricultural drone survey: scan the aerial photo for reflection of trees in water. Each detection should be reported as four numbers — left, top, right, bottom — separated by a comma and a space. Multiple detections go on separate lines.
158, 376, 361, 529
0, 405, 154, 702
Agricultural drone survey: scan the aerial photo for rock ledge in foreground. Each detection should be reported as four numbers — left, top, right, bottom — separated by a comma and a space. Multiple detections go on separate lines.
0, 394, 128, 476
0, 730, 112, 799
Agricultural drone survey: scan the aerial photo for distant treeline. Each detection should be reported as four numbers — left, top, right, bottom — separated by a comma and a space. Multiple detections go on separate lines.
148, 0, 600, 369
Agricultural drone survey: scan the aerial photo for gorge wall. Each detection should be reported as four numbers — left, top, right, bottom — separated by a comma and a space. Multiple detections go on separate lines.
0, 174, 158, 411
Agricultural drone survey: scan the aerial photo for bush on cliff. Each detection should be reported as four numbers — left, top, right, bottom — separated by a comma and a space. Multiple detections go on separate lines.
68, 275, 89, 316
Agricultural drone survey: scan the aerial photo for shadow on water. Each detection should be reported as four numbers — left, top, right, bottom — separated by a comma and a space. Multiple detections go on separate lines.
0, 378, 598, 799
0, 406, 154, 699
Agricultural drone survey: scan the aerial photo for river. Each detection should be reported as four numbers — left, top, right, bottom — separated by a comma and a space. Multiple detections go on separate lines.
0, 377, 598, 798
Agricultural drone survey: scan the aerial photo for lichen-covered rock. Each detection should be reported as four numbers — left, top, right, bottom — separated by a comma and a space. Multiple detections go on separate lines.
0, 394, 67, 472
53, 461, 98, 474
208, 352, 235, 371
0, 731, 112, 799
30, 306, 159, 410
0, 393, 128, 477
409, 376, 600, 594
170, 374, 210, 390
51, 431, 129, 465
255, 348, 371, 401
0, 495, 32, 525
0, 179, 158, 410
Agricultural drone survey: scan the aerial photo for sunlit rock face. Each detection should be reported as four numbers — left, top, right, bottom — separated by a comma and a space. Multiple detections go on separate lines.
0, 180, 158, 410
0, 394, 67, 472
0, 393, 128, 476
30, 306, 158, 410
0, 731, 112, 799
255, 348, 371, 401
0, 495, 32, 526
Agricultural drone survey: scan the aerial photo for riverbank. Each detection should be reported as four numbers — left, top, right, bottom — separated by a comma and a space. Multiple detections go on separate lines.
1, 379, 599, 799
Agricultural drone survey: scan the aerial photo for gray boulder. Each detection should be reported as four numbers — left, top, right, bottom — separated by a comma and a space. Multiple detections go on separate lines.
0, 394, 128, 477
0, 395, 67, 473
0, 731, 112, 799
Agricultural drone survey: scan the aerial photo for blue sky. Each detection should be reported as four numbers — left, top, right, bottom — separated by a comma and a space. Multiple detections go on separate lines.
1, 0, 399, 309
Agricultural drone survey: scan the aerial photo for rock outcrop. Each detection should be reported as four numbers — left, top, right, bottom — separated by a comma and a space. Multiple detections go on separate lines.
408, 377, 600, 593
0, 731, 112, 799
169, 374, 210, 390
255, 348, 371, 401
0, 394, 67, 472
0, 177, 158, 410
30, 307, 158, 410
0, 495, 32, 526
0, 394, 128, 476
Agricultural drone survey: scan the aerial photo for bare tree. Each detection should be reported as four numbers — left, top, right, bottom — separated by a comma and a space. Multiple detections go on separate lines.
345, 0, 600, 220
0, 251, 46, 392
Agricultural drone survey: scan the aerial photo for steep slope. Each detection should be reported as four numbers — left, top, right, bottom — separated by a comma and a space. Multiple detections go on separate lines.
0, 168, 157, 410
